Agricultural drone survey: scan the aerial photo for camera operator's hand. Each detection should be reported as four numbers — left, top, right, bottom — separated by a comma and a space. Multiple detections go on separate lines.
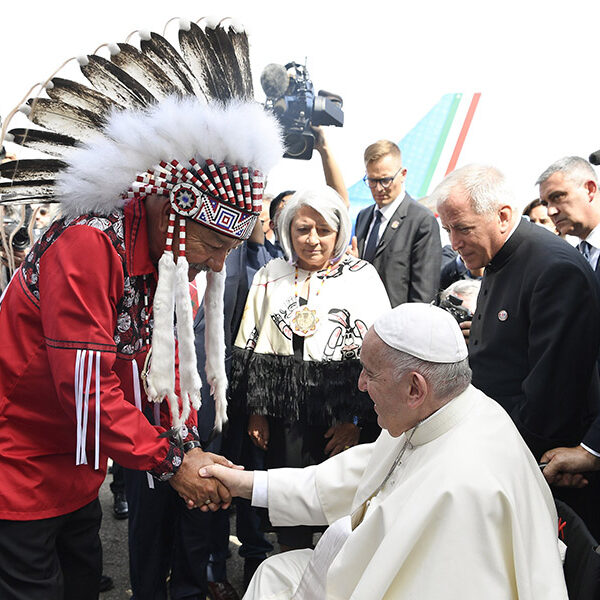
312, 125, 327, 153
459, 320, 472, 344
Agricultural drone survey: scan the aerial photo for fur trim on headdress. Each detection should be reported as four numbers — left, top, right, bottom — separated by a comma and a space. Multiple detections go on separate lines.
204, 267, 228, 431
56, 97, 282, 217
145, 250, 179, 425
173, 255, 202, 423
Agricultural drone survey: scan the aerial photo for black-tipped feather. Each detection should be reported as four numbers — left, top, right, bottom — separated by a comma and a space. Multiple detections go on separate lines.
0, 159, 66, 182
47, 78, 121, 116
8, 128, 78, 157
205, 25, 246, 98
80, 55, 156, 109
26, 98, 102, 141
179, 23, 230, 101
227, 25, 253, 98
140, 32, 203, 99
111, 43, 182, 100
0, 181, 56, 202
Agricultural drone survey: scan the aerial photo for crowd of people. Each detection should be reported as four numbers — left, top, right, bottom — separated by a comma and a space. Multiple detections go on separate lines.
3, 15, 600, 600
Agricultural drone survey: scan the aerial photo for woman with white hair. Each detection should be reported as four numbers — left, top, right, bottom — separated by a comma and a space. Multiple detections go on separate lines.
230, 186, 390, 552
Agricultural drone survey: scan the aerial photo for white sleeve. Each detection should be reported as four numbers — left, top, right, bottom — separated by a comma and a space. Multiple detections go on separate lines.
268, 465, 328, 526
251, 470, 269, 507
266, 443, 376, 527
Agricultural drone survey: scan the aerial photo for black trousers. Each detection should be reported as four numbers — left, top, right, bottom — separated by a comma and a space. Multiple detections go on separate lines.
0, 498, 102, 600
124, 469, 211, 600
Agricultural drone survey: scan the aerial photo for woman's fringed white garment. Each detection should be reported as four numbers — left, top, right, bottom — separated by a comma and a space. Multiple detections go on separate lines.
145, 250, 180, 429
174, 255, 202, 425
204, 267, 228, 431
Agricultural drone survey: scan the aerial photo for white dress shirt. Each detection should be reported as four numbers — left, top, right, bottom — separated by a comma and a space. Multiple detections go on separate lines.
364, 192, 406, 245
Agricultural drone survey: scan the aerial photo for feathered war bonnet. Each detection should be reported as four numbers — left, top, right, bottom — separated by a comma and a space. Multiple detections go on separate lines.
0, 17, 284, 434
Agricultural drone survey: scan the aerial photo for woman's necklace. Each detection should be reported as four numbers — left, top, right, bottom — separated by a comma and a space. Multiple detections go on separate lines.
290, 262, 333, 337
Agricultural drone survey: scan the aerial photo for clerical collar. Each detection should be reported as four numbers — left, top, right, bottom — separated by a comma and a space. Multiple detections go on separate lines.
403, 386, 476, 447
486, 217, 527, 272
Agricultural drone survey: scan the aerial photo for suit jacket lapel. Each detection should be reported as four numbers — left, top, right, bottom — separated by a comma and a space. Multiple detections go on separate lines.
356, 205, 374, 257
594, 259, 600, 289
374, 193, 411, 258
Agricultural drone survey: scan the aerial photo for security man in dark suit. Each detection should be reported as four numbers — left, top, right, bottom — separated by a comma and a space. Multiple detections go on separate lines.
354, 140, 441, 307
433, 162, 600, 539
535, 157, 600, 490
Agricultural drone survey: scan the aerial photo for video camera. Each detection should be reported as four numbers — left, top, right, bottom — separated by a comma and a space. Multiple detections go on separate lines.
438, 294, 473, 325
260, 62, 344, 160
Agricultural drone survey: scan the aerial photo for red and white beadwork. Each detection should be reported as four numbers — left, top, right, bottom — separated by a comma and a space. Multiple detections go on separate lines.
125, 157, 264, 241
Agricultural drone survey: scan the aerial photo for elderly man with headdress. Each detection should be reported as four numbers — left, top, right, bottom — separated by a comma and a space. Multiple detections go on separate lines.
230, 186, 391, 553
0, 18, 282, 600
202, 303, 568, 600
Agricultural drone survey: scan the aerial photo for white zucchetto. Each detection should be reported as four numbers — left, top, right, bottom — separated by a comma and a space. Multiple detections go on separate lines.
373, 303, 468, 363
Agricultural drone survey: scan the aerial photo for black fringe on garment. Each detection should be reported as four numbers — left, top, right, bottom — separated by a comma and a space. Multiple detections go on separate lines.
229, 348, 375, 425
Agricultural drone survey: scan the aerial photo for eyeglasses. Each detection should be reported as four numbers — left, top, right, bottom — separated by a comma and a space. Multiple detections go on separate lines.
363, 168, 403, 189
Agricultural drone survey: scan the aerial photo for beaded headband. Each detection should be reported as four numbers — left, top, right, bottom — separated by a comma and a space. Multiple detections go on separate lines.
128, 159, 264, 240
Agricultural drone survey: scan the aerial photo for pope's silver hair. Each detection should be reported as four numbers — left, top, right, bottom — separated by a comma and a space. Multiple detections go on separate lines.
277, 186, 351, 265
380, 343, 472, 401
432, 164, 517, 216
536, 156, 598, 187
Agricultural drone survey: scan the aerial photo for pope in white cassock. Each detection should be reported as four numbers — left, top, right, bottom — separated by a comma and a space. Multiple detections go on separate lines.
201, 303, 568, 599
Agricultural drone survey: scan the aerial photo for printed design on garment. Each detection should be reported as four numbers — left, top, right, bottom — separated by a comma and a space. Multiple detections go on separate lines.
21, 211, 154, 356
244, 326, 260, 350
324, 308, 368, 360
270, 295, 299, 341
325, 257, 367, 279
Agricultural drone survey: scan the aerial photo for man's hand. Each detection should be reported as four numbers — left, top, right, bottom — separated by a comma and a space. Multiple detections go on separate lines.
540, 445, 600, 488
200, 464, 255, 500
324, 423, 360, 457
347, 236, 359, 258
311, 125, 327, 154
169, 449, 235, 511
459, 320, 471, 344
248, 414, 269, 450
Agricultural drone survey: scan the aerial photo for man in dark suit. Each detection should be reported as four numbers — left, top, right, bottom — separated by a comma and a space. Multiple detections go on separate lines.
354, 140, 441, 307
193, 231, 278, 597
433, 163, 600, 538
534, 157, 600, 489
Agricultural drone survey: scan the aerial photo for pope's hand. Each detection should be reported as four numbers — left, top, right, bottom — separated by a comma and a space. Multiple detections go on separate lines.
169, 449, 236, 511
540, 445, 600, 488
200, 464, 254, 500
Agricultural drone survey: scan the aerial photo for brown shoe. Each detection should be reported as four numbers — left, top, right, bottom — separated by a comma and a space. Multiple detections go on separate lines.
207, 581, 240, 600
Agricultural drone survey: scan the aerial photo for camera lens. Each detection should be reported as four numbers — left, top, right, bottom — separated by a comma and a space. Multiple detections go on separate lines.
284, 132, 310, 158
11, 227, 30, 251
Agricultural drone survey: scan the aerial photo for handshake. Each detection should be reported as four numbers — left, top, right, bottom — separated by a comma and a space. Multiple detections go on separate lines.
169, 448, 254, 511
